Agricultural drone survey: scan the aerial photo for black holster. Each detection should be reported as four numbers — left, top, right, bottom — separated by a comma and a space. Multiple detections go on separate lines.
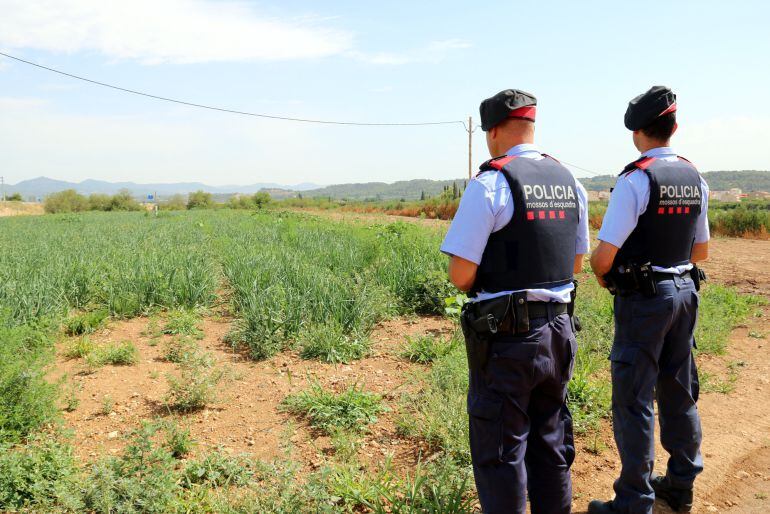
460, 293, 520, 371
605, 262, 658, 297
691, 264, 707, 291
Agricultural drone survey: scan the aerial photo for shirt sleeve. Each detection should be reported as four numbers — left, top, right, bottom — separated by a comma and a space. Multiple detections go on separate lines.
574, 180, 590, 255
440, 177, 505, 265
695, 177, 710, 243
597, 171, 649, 248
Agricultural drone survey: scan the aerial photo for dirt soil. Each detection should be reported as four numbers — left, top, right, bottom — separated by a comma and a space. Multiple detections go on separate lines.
52, 315, 455, 470
49, 233, 770, 513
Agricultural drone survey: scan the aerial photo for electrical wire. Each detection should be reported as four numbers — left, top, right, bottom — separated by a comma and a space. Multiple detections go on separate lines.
1, 51, 611, 176
0, 51, 465, 127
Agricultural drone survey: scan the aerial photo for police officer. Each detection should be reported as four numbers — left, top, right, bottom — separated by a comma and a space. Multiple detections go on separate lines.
441, 89, 589, 514
588, 86, 710, 514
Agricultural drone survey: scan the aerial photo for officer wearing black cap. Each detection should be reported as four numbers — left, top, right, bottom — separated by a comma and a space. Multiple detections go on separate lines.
588, 86, 710, 514
441, 89, 589, 514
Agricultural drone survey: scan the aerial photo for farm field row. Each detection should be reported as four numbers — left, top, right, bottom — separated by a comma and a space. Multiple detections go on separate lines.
0, 209, 766, 512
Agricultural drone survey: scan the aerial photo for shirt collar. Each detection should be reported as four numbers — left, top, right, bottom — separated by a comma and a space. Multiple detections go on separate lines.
642, 146, 676, 158
505, 143, 542, 156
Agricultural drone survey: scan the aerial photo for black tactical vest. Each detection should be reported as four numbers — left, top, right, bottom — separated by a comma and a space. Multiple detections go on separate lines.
472, 154, 580, 295
613, 155, 703, 268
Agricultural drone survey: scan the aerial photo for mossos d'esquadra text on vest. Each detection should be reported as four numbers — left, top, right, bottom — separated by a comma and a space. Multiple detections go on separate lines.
523, 183, 578, 211
658, 184, 701, 207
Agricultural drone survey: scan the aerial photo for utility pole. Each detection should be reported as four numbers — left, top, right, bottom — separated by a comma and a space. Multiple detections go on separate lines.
0, 176, 5, 202
467, 116, 473, 180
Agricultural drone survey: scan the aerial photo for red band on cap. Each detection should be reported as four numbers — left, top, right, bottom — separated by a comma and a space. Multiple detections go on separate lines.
508, 106, 536, 121
659, 102, 677, 117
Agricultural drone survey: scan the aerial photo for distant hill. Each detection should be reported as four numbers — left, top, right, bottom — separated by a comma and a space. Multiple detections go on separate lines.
5, 177, 321, 200
6, 170, 768, 203
580, 170, 770, 192
302, 179, 468, 201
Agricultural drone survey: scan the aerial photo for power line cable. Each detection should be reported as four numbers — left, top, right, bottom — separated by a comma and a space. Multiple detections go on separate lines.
1, 51, 610, 176
559, 160, 608, 177
0, 51, 464, 127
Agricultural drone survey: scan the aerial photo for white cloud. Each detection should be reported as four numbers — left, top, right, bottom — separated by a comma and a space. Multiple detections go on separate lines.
0, 0, 353, 64
349, 38, 471, 65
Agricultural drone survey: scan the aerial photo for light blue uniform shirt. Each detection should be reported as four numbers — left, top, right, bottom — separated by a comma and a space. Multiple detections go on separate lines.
597, 147, 710, 274
441, 144, 590, 303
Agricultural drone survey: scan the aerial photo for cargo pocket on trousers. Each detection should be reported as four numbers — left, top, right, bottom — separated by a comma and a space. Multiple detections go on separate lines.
467, 394, 503, 466
609, 346, 640, 406
562, 335, 578, 384
690, 290, 701, 349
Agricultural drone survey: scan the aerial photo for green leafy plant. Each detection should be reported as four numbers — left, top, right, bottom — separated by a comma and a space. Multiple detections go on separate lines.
299, 322, 370, 364
281, 383, 384, 434
400, 333, 457, 364
165, 351, 223, 412
63, 308, 109, 336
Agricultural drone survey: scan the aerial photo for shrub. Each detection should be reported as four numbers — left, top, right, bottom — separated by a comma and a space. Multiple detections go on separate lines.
181, 451, 255, 487
163, 308, 203, 338
162, 336, 199, 363
162, 194, 188, 211
0, 436, 83, 511
63, 308, 109, 336
0, 326, 59, 443
63, 336, 95, 359
187, 190, 214, 210
109, 189, 142, 212
5, 193, 23, 202
299, 322, 370, 364
165, 351, 223, 412
400, 333, 457, 364
710, 206, 769, 238
281, 383, 384, 434
165, 422, 194, 458
44, 189, 89, 214
87, 193, 112, 211
89, 341, 139, 367
83, 422, 178, 513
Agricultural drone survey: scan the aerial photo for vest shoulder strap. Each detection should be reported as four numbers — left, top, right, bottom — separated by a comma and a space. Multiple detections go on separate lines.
478, 154, 519, 173
619, 156, 657, 177
676, 155, 698, 169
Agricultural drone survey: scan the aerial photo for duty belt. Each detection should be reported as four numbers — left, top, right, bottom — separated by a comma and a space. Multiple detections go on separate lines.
606, 263, 706, 297
463, 292, 570, 337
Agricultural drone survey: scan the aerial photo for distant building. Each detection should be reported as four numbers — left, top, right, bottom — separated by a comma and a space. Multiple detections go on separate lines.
587, 190, 612, 202
710, 188, 743, 202
745, 191, 770, 201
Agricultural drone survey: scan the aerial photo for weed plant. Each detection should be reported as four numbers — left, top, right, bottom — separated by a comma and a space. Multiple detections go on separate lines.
281, 383, 384, 434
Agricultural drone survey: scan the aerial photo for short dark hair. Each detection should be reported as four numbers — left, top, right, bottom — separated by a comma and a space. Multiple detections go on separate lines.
641, 112, 676, 141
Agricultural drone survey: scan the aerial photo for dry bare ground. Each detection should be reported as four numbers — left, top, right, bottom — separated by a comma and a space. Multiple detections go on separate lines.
50, 229, 770, 513
0, 201, 44, 217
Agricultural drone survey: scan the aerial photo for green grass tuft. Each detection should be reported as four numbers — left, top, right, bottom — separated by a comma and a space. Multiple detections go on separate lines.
281, 383, 384, 434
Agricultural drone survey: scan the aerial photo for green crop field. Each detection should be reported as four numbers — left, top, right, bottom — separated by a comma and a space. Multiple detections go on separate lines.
0, 210, 763, 512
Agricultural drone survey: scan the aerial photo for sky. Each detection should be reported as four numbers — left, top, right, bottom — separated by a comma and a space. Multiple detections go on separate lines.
1, 0, 769, 186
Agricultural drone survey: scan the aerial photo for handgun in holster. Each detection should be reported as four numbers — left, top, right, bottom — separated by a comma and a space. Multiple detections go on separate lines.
691, 264, 707, 291
605, 262, 657, 297
460, 292, 528, 371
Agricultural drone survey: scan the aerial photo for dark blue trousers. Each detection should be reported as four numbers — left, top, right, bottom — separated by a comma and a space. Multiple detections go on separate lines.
467, 310, 576, 514
610, 275, 704, 514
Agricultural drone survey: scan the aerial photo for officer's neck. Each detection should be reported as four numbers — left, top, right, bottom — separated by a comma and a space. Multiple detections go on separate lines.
492, 136, 535, 157
635, 138, 671, 155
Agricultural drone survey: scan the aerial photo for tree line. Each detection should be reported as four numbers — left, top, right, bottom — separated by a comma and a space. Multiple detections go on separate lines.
43, 189, 271, 214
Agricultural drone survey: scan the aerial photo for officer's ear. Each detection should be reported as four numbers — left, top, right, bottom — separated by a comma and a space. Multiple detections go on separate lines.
671, 122, 679, 136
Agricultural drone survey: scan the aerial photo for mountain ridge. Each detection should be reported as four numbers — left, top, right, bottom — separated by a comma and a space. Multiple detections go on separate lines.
4, 170, 768, 201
